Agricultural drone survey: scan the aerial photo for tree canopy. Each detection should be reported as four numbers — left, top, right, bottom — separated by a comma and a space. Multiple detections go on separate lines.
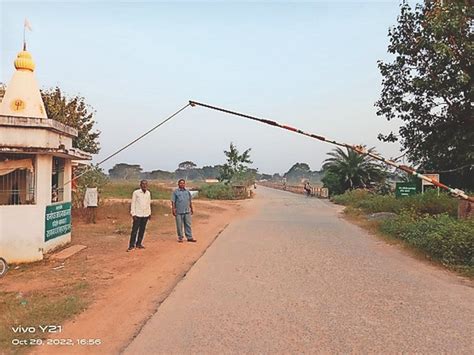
41, 87, 100, 154
108, 163, 225, 181
283, 163, 322, 183
177, 161, 197, 170
322, 147, 386, 195
219, 143, 253, 184
376, 0, 473, 188
108, 163, 142, 180
1, 84, 100, 154
72, 165, 108, 208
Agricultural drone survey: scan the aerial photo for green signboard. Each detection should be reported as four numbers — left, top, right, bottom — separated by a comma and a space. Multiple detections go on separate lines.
45, 202, 72, 241
395, 183, 418, 198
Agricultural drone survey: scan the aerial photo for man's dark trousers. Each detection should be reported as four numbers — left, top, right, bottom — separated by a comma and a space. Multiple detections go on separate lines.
129, 216, 149, 248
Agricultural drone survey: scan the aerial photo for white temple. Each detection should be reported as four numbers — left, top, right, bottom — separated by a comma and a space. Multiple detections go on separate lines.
0, 45, 91, 263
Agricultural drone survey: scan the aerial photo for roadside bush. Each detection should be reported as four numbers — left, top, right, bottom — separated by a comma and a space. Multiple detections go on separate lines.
322, 170, 346, 196
199, 183, 235, 200
357, 195, 403, 214
72, 165, 108, 209
334, 189, 472, 272
378, 209, 417, 237
401, 190, 458, 217
380, 211, 474, 267
332, 189, 457, 216
332, 189, 371, 205
333, 190, 403, 213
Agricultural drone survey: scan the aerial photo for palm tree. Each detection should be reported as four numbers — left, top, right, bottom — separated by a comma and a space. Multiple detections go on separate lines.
322, 147, 385, 192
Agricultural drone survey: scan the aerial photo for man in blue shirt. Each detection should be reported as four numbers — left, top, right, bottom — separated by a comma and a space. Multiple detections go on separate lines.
171, 179, 197, 243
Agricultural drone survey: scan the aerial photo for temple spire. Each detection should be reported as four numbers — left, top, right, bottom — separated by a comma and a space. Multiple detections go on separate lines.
0, 36, 47, 119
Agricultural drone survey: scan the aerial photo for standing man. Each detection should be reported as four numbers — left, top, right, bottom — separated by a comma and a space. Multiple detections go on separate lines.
128, 180, 151, 252
171, 179, 196, 243
83, 186, 98, 224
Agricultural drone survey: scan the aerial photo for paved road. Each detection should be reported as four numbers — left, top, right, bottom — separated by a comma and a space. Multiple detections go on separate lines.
125, 187, 473, 353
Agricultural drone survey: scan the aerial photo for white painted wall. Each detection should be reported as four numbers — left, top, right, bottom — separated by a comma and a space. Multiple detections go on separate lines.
1, 205, 46, 262
36, 155, 51, 205
0, 50, 81, 263
0, 154, 72, 263
0, 126, 73, 149
64, 159, 72, 201
0, 69, 47, 119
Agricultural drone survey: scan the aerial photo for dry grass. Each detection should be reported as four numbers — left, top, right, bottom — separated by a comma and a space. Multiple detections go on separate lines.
0, 282, 91, 354
0, 196, 240, 354
0, 201, 172, 354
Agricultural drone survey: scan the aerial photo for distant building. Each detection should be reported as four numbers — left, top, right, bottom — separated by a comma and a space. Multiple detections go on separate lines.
0, 45, 91, 263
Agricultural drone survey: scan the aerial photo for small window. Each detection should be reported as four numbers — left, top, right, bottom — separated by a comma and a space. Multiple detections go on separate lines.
52, 157, 65, 203
0, 154, 36, 205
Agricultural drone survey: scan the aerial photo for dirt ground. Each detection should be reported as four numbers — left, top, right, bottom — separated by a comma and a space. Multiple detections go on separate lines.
0, 197, 248, 354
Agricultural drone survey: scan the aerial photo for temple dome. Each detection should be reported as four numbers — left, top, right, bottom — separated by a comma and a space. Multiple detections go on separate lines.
14, 50, 35, 72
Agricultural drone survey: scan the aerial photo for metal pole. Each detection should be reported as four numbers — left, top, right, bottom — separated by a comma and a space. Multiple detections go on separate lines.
189, 100, 473, 202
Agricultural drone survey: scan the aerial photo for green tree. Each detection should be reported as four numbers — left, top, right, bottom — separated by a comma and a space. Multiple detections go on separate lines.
272, 173, 282, 182
142, 169, 175, 181
321, 170, 345, 196
283, 163, 312, 183
202, 165, 222, 179
72, 165, 108, 208
322, 147, 385, 193
41, 87, 100, 154
178, 161, 197, 170
240, 168, 258, 186
219, 143, 253, 184
108, 163, 142, 180
1, 84, 100, 154
175, 168, 204, 181
375, 0, 473, 189
176, 161, 199, 181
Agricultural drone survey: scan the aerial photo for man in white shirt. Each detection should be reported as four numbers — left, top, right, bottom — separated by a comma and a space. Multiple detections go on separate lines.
83, 187, 98, 224
128, 180, 151, 252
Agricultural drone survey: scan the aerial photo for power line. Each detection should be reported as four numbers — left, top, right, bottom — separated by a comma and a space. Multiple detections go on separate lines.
68, 103, 191, 184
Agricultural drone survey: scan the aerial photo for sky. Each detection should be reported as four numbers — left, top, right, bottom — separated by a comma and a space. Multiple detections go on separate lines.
1, 0, 408, 175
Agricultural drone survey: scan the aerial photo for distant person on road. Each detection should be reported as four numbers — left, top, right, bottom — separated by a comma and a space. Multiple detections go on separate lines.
128, 180, 151, 252
304, 181, 311, 197
171, 179, 196, 243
